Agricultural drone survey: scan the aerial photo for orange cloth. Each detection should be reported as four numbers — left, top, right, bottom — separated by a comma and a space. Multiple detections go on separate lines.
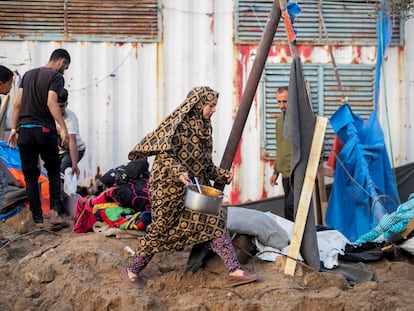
7, 168, 51, 214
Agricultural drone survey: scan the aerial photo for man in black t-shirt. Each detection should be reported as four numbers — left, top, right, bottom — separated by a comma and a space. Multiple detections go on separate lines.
8, 49, 71, 229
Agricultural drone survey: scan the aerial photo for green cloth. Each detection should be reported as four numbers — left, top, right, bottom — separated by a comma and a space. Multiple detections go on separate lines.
274, 112, 292, 177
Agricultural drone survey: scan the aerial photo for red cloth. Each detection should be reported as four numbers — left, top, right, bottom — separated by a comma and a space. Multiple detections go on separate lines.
73, 197, 97, 233
327, 135, 344, 170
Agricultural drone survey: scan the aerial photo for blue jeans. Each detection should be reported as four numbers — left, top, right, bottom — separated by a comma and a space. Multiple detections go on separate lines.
17, 127, 63, 223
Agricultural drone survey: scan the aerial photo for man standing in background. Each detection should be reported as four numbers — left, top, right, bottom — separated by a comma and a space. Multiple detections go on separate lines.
8, 49, 71, 229
0, 65, 15, 212
269, 86, 294, 221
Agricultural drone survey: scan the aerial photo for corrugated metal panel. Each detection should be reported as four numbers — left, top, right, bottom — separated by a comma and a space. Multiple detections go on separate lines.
322, 64, 375, 156
261, 63, 375, 159
402, 19, 414, 164
0, 0, 65, 40
0, 42, 160, 188
66, 0, 161, 42
235, 0, 403, 46
0, 0, 161, 42
261, 64, 319, 158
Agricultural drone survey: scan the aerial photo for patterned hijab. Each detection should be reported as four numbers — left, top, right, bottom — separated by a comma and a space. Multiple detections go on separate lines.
129, 86, 219, 160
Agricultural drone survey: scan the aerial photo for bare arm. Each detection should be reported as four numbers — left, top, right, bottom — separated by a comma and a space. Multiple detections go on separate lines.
47, 90, 69, 147
7, 88, 23, 148
68, 133, 80, 176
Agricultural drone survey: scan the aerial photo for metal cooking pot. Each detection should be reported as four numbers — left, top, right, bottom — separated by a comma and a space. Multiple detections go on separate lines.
184, 184, 224, 215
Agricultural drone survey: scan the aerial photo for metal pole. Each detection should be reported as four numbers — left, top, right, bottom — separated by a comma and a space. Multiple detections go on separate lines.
317, 1, 347, 103
215, 1, 282, 191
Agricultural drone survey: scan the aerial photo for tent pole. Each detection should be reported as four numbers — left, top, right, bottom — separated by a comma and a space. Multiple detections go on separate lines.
278, 0, 298, 58
214, 1, 282, 191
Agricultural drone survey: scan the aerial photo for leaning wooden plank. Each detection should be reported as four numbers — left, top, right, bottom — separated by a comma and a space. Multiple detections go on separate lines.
284, 116, 328, 275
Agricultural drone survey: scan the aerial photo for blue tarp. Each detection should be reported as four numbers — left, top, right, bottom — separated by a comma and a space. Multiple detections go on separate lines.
0, 141, 22, 170
374, 10, 392, 108
325, 104, 399, 242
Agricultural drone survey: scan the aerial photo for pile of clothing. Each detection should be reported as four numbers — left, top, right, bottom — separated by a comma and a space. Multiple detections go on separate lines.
73, 159, 152, 233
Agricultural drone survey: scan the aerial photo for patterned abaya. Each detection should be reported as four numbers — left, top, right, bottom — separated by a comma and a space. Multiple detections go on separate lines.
128, 86, 231, 256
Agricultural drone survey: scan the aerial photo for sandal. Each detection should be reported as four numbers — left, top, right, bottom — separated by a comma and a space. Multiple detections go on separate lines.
49, 210, 65, 224
120, 268, 145, 289
227, 271, 258, 287
50, 222, 69, 232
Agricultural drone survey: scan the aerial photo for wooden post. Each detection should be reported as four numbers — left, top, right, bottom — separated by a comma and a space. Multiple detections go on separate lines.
284, 116, 328, 276
213, 1, 282, 191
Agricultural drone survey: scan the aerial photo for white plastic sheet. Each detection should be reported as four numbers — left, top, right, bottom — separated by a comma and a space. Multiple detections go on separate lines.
63, 167, 78, 197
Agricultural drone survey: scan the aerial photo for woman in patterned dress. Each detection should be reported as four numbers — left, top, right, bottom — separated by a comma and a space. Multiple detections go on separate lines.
121, 86, 258, 288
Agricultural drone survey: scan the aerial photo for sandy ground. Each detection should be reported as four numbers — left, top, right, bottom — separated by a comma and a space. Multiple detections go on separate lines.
1, 207, 414, 311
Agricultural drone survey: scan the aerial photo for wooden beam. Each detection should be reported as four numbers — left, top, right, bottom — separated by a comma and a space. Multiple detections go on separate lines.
284, 116, 328, 276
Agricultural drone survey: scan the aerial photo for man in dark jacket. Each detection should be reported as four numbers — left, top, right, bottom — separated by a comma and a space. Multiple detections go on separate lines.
269, 86, 294, 221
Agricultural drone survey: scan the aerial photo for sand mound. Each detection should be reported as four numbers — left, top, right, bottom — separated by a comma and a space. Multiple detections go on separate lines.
1, 208, 414, 311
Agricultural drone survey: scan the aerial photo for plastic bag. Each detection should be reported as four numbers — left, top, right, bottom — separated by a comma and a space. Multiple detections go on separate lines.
63, 167, 78, 197
400, 237, 414, 255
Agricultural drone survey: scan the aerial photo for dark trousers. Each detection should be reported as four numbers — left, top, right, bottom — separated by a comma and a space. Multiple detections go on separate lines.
282, 177, 294, 221
59, 149, 85, 174
17, 127, 63, 223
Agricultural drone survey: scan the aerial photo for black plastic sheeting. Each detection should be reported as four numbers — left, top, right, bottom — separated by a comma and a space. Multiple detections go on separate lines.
395, 162, 414, 203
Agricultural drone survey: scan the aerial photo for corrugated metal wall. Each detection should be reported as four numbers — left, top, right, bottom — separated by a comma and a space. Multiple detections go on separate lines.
235, 0, 403, 46
404, 18, 414, 164
0, 0, 411, 205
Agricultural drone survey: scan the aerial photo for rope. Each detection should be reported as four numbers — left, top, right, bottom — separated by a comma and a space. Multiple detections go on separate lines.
330, 148, 397, 216
69, 197, 91, 236
0, 228, 56, 251
377, 10, 399, 203
317, 1, 347, 103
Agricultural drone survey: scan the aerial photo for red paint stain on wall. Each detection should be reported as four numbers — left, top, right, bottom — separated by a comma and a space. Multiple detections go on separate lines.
351, 46, 362, 64
229, 142, 242, 204
297, 46, 313, 59
260, 188, 268, 200
209, 0, 216, 45
269, 45, 288, 57
238, 45, 254, 68
228, 46, 256, 204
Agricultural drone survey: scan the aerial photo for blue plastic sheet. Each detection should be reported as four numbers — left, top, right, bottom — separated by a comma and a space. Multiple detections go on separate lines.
0, 141, 22, 170
374, 10, 392, 108
325, 104, 399, 242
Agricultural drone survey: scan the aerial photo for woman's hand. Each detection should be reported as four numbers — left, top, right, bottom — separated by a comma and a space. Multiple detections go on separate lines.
179, 172, 191, 185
